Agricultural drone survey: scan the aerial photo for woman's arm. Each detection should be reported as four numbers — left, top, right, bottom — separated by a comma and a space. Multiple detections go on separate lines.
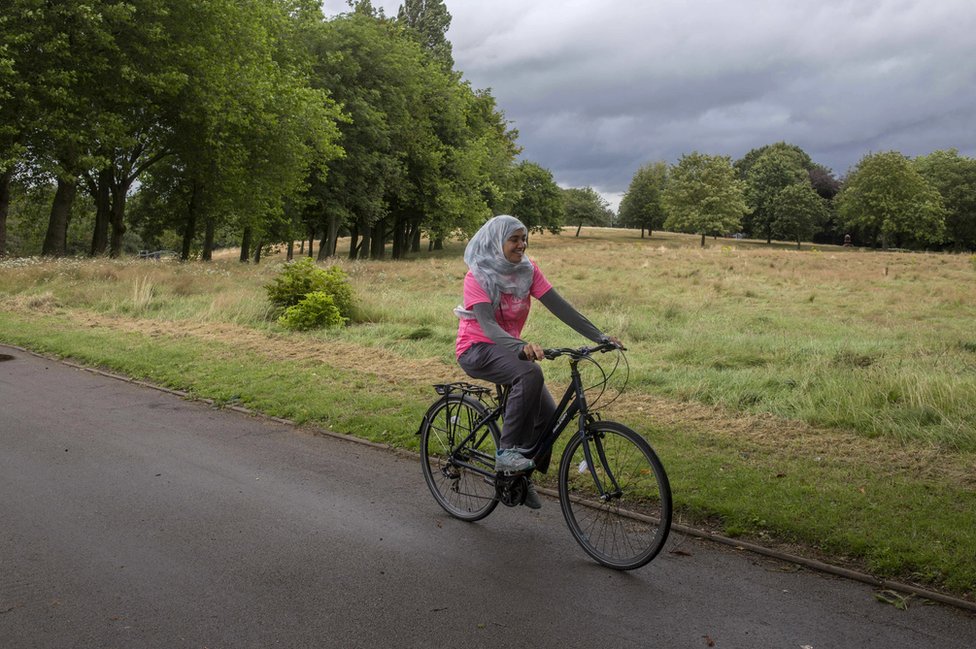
471, 302, 525, 354
538, 288, 606, 343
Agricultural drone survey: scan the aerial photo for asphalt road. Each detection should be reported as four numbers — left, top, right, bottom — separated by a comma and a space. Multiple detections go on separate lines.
1, 344, 974, 648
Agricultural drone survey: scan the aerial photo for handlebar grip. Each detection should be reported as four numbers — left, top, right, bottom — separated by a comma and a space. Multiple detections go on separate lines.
518, 347, 557, 361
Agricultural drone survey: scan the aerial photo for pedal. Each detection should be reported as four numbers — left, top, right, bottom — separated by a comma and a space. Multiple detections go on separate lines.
495, 473, 529, 507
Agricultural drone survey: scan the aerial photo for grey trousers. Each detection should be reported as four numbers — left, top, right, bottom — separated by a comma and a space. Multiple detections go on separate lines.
458, 343, 556, 460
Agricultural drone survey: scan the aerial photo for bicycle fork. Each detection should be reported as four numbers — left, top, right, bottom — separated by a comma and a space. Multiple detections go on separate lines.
579, 422, 624, 502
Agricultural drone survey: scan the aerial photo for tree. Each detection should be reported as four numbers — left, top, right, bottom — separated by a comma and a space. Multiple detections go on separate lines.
308, 12, 431, 260
141, 0, 342, 261
562, 187, 612, 237
0, 4, 35, 257
914, 149, 976, 251
771, 182, 829, 249
396, 0, 453, 69
617, 161, 667, 238
807, 163, 842, 244
10, 0, 110, 257
509, 161, 563, 234
742, 147, 809, 242
734, 141, 813, 180
808, 163, 841, 201
662, 152, 747, 247
308, 11, 513, 260
836, 151, 946, 250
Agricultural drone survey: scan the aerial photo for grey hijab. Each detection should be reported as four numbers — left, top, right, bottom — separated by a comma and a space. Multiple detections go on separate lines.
455, 215, 534, 317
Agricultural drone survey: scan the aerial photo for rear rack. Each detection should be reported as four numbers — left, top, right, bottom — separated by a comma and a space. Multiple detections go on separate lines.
433, 382, 493, 397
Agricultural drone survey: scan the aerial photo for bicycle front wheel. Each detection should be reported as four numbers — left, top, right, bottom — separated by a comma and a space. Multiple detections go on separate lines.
420, 394, 500, 522
558, 421, 672, 570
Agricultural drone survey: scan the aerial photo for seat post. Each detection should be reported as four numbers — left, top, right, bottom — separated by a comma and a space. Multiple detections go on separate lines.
495, 384, 510, 407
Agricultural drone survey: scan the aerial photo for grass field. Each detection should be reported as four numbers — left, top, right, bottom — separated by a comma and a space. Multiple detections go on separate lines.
2, 227, 974, 598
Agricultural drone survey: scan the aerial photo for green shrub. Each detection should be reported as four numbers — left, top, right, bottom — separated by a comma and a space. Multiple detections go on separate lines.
277, 291, 346, 331
265, 258, 354, 320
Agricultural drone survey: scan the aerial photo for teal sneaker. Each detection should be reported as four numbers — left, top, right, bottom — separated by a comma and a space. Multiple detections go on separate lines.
495, 448, 535, 474
523, 481, 542, 509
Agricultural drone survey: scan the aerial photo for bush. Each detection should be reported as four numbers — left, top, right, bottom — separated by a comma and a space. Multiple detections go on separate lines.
277, 291, 346, 331
265, 257, 354, 321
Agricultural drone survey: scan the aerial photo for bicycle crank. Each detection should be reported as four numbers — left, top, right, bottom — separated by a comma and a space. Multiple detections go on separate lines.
495, 473, 529, 507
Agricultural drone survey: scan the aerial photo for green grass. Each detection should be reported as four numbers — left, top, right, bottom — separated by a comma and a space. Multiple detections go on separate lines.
2, 229, 975, 597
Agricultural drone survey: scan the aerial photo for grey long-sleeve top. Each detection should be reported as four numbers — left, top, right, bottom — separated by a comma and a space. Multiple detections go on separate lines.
471, 288, 606, 355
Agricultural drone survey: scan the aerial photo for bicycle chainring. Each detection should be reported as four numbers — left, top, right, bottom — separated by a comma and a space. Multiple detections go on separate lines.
495, 474, 528, 507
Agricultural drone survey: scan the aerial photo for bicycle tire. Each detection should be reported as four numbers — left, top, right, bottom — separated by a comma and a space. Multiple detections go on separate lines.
420, 394, 500, 522
558, 421, 672, 570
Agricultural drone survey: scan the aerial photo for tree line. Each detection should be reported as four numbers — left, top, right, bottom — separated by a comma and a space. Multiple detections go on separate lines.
617, 143, 976, 251
0, 0, 593, 260
3, 2, 973, 259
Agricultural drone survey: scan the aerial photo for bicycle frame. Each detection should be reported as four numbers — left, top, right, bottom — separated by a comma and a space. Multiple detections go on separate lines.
433, 348, 625, 502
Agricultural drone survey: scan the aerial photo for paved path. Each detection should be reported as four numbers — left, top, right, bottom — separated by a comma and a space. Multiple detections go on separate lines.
1, 345, 973, 648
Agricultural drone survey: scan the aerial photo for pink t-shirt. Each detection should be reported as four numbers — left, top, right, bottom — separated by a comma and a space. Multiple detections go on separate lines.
455, 261, 553, 358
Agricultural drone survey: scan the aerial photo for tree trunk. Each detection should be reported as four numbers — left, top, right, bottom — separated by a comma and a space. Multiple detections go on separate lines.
202, 217, 215, 261
348, 224, 359, 260
352, 224, 373, 259
0, 168, 13, 257
181, 180, 199, 261
108, 181, 127, 258
287, 240, 294, 261
319, 213, 339, 260
391, 216, 406, 259
432, 236, 443, 251
575, 222, 582, 237
410, 220, 421, 253
240, 226, 252, 262
90, 168, 111, 256
307, 227, 315, 257
371, 219, 386, 259
42, 176, 76, 257
317, 233, 327, 260
253, 239, 262, 264
640, 227, 645, 239
700, 232, 706, 247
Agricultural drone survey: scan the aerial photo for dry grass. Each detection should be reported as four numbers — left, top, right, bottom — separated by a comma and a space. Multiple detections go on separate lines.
3, 228, 974, 460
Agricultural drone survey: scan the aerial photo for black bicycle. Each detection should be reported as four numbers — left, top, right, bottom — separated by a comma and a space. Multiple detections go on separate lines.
418, 341, 672, 570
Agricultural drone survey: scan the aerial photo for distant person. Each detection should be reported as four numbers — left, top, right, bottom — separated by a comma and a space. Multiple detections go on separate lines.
453, 215, 621, 509
843, 234, 853, 247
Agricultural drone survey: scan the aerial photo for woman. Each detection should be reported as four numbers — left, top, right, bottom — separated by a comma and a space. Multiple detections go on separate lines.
454, 215, 620, 509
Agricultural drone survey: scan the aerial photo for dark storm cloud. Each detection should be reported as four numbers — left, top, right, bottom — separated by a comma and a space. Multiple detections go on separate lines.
341, 1, 976, 208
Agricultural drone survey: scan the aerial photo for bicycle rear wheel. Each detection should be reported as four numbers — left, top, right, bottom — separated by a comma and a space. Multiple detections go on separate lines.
420, 394, 500, 522
558, 421, 672, 570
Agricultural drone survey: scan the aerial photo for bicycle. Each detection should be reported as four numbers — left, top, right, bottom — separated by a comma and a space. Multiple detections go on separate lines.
417, 341, 672, 570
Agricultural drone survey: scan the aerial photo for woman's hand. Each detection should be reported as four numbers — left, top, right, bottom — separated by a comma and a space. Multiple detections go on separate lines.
520, 342, 546, 361
601, 335, 624, 349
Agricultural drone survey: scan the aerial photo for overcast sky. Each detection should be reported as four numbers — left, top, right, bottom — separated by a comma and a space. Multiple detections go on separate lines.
327, 1, 976, 210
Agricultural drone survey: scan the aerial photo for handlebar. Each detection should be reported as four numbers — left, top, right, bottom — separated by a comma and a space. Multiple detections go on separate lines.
518, 340, 624, 361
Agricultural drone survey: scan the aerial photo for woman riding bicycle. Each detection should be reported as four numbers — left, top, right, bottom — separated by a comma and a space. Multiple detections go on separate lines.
454, 215, 621, 509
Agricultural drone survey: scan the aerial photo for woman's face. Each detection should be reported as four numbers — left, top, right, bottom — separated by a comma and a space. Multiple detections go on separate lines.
503, 228, 527, 263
